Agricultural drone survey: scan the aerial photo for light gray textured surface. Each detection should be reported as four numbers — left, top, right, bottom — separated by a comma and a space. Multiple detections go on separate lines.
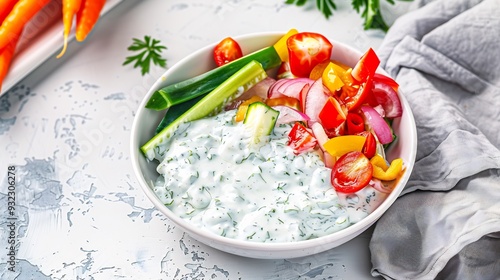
0, 0, 388, 279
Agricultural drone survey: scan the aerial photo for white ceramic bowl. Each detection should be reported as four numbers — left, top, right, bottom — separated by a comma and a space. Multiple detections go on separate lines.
130, 32, 417, 259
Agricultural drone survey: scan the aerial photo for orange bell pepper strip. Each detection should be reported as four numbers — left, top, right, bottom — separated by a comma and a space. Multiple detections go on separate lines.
370, 154, 403, 181
266, 96, 301, 111
235, 95, 263, 122
309, 60, 329, 80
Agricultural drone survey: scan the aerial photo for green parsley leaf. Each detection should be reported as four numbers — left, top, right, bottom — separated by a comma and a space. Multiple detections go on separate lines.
285, 0, 409, 32
123, 36, 167, 75
286, 0, 336, 18
317, 0, 337, 19
285, 0, 307, 5
352, 0, 389, 31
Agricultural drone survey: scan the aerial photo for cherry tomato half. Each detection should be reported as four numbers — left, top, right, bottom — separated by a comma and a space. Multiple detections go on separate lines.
331, 151, 373, 193
287, 122, 317, 155
213, 37, 243, 66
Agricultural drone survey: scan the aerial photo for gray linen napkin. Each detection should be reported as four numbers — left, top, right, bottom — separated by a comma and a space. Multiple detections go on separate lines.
369, 0, 500, 279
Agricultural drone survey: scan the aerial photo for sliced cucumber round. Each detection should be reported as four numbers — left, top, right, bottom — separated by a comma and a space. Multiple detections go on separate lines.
243, 102, 280, 144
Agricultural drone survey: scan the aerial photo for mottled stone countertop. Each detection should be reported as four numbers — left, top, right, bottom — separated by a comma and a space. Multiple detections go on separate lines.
0, 0, 411, 279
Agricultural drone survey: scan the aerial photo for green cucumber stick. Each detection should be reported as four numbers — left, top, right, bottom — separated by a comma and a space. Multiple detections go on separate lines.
145, 29, 298, 111
154, 94, 204, 134
146, 47, 279, 111
141, 60, 268, 159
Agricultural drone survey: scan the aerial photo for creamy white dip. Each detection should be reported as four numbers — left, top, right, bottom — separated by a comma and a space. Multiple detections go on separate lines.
152, 110, 386, 242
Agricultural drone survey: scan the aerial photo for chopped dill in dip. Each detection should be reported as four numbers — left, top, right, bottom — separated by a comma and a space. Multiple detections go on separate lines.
152, 110, 384, 242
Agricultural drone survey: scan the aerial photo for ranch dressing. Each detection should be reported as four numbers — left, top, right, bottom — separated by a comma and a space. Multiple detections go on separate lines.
152, 110, 384, 242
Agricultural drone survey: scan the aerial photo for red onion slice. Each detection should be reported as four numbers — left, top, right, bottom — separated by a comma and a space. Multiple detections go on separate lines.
305, 78, 329, 125
277, 78, 314, 99
360, 105, 393, 144
372, 80, 403, 118
272, 105, 310, 124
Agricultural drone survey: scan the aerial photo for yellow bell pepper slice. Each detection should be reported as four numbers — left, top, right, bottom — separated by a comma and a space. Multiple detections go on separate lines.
323, 135, 366, 158
331, 62, 354, 86
370, 154, 403, 181
310, 61, 354, 87
273, 28, 298, 62
322, 62, 345, 93
330, 59, 350, 70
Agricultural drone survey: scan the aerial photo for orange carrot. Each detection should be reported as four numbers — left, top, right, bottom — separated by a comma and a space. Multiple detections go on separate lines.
56, 0, 82, 58
0, 0, 21, 91
0, 30, 22, 91
0, 1, 18, 24
75, 0, 106, 42
0, 0, 51, 51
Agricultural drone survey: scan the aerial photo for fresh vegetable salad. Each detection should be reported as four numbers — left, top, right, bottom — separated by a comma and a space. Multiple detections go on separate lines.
142, 30, 405, 242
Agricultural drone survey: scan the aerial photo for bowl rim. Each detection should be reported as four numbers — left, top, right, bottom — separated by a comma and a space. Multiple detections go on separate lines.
130, 31, 417, 256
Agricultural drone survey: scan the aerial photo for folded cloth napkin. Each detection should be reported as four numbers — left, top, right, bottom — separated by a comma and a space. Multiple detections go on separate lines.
369, 0, 500, 279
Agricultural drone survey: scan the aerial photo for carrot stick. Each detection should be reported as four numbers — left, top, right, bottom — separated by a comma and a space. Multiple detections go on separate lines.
56, 0, 82, 58
75, 0, 106, 42
0, 30, 22, 91
0, 0, 51, 51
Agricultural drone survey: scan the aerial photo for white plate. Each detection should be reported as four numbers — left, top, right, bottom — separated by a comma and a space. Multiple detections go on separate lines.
1, 0, 123, 96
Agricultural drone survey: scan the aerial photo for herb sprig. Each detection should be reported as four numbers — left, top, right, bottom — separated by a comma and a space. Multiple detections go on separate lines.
123, 36, 167, 75
285, 0, 412, 32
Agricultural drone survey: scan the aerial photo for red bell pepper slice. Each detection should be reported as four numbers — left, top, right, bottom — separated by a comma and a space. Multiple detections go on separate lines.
373, 73, 399, 92
342, 75, 373, 111
346, 112, 365, 135
287, 32, 333, 77
319, 96, 347, 130
287, 122, 317, 155
213, 37, 243, 66
351, 48, 380, 83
